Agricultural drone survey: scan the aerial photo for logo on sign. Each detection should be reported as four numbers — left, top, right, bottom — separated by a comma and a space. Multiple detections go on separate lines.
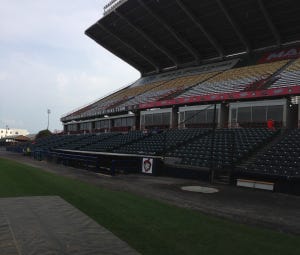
142, 158, 153, 174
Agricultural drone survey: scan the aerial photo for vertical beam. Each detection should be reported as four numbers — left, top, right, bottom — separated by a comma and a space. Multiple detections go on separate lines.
97, 22, 160, 73
86, 29, 145, 73
257, 0, 281, 46
176, 0, 224, 58
216, 0, 251, 53
115, 10, 179, 67
137, 0, 201, 64
210, 103, 217, 184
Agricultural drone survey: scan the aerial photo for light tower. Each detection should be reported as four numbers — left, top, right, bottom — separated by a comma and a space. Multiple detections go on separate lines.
47, 109, 51, 130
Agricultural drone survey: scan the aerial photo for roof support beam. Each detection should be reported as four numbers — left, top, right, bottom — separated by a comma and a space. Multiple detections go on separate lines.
176, 0, 224, 58
137, 0, 200, 64
86, 29, 145, 73
97, 22, 160, 73
257, 0, 281, 46
114, 10, 179, 68
216, 0, 251, 53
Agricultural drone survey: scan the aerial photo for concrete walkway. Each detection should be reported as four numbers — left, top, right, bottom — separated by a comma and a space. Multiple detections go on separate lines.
0, 196, 139, 255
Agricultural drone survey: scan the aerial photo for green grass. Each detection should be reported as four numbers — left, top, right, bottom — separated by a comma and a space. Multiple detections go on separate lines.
0, 158, 299, 255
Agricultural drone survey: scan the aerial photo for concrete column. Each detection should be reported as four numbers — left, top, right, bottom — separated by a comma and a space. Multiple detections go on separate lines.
171, 106, 179, 129
135, 111, 141, 130
286, 103, 298, 128
219, 102, 229, 128
298, 103, 300, 128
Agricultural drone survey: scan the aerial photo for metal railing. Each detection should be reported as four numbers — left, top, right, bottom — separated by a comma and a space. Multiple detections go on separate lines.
103, 0, 128, 16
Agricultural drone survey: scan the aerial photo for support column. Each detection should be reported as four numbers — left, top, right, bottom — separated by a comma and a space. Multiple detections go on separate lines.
298, 103, 300, 128
171, 106, 179, 129
219, 102, 229, 128
286, 102, 298, 128
135, 111, 141, 131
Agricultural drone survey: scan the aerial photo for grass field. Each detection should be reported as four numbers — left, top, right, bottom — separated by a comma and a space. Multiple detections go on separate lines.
0, 157, 299, 255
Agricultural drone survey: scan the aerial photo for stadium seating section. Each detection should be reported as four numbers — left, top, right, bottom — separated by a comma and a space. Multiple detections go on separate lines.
63, 57, 299, 121
241, 129, 300, 178
168, 128, 277, 169
116, 72, 219, 107
10, 55, 300, 185
270, 58, 300, 89
178, 60, 289, 97
15, 127, 300, 176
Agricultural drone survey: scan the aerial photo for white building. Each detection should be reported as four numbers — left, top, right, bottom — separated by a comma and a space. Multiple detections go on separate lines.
0, 128, 29, 139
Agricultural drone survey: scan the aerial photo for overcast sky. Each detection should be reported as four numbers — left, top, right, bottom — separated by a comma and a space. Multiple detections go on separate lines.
0, 0, 140, 133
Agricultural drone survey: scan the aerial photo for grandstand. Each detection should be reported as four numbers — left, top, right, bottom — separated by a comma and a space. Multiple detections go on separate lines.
9, 0, 300, 193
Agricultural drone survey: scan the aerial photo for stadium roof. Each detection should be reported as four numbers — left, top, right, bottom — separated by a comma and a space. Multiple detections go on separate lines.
86, 0, 300, 76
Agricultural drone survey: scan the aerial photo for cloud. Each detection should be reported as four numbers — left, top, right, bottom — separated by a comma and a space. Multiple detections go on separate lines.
0, 0, 140, 133
1, 119, 25, 129
0, 72, 7, 81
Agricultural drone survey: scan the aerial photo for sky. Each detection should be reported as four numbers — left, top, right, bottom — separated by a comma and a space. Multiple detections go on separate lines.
0, 0, 140, 134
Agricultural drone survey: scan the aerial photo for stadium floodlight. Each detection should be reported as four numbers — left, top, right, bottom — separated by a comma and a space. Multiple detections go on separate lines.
47, 109, 51, 130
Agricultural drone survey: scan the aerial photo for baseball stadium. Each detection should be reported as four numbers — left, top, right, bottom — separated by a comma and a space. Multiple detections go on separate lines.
1, 0, 300, 254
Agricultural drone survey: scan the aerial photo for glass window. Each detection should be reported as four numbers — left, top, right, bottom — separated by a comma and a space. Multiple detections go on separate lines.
162, 112, 170, 125
207, 109, 218, 123
252, 106, 266, 122
267, 105, 283, 122
127, 117, 134, 126
237, 107, 251, 122
145, 114, 153, 126
153, 114, 162, 125
121, 118, 127, 126
231, 108, 237, 122
197, 110, 206, 123
114, 118, 121, 127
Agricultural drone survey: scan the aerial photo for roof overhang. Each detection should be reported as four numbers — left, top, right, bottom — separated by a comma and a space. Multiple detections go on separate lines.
86, 0, 300, 76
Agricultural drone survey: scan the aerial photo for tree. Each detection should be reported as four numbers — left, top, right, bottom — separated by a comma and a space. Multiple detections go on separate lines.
35, 129, 52, 140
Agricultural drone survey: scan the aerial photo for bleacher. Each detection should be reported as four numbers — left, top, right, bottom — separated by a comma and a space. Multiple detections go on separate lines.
24, 128, 276, 171
167, 128, 277, 169
116, 72, 219, 108
84, 80, 166, 115
270, 58, 300, 89
82, 131, 145, 152
114, 128, 210, 155
241, 129, 300, 178
31, 135, 82, 151
55, 133, 117, 151
178, 60, 289, 98
61, 56, 299, 122
84, 59, 292, 115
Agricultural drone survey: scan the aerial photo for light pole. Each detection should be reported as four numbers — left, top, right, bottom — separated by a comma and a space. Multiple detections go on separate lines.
209, 103, 217, 184
47, 109, 51, 130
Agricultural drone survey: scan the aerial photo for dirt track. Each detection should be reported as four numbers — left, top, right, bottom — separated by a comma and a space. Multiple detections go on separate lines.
1, 149, 300, 235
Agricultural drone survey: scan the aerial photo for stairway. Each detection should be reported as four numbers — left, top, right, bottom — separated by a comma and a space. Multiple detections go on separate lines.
171, 71, 222, 99
242, 59, 297, 92
158, 87, 185, 101
214, 170, 231, 185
